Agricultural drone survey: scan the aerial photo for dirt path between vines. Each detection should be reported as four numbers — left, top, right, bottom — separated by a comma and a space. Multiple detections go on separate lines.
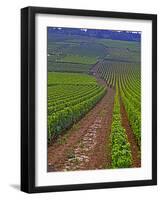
120, 99, 141, 168
48, 85, 115, 172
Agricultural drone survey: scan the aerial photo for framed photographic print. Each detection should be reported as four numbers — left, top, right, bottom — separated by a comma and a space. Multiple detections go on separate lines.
21, 6, 157, 193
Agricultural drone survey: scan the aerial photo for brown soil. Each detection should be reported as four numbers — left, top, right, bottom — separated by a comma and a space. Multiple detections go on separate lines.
120, 98, 141, 168
48, 85, 115, 172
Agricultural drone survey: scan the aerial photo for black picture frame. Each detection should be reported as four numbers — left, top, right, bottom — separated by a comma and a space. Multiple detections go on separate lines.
21, 6, 157, 193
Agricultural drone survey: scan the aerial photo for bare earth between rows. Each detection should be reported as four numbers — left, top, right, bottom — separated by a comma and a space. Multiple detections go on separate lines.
48, 86, 115, 172
120, 98, 141, 168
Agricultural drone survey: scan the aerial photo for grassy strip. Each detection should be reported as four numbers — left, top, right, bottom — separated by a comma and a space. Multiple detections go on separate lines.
111, 85, 132, 168
48, 72, 97, 85
58, 55, 97, 65
48, 62, 92, 73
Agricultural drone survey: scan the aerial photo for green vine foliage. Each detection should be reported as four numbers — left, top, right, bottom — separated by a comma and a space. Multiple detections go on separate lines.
111, 84, 132, 168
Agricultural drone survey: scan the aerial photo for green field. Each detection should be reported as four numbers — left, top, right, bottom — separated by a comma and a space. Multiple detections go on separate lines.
58, 55, 97, 65
48, 63, 91, 73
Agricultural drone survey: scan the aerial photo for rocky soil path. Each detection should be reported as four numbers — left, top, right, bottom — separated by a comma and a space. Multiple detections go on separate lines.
48, 85, 115, 172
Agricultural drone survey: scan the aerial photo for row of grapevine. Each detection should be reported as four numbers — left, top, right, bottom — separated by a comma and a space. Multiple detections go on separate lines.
97, 62, 116, 88
119, 73, 141, 147
97, 60, 141, 148
111, 84, 132, 168
48, 85, 101, 113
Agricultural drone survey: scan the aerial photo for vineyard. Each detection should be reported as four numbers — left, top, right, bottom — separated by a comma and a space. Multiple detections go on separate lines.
47, 28, 141, 171
48, 72, 106, 142
96, 60, 141, 149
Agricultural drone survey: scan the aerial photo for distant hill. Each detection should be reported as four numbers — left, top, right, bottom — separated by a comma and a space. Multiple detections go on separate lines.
48, 27, 141, 42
